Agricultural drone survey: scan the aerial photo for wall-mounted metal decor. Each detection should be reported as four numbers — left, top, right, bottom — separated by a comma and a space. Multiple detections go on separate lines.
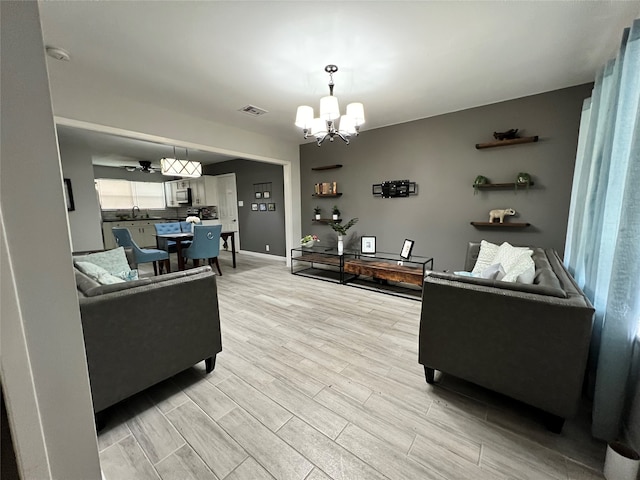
372, 180, 416, 198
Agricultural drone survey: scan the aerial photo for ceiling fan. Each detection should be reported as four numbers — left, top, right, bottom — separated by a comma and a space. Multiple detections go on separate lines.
124, 160, 157, 173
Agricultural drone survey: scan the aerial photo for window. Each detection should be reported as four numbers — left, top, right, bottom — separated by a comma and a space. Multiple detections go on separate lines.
96, 179, 165, 210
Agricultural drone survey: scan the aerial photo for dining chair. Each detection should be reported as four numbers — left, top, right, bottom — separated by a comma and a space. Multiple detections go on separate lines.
154, 222, 191, 253
182, 224, 223, 275
180, 221, 193, 233
112, 227, 170, 276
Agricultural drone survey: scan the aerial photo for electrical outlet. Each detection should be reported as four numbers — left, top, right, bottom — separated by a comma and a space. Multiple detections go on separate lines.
266, 245, 270, 252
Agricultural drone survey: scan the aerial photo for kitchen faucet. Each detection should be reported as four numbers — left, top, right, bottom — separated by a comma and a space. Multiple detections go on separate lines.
132, 206, 140, 218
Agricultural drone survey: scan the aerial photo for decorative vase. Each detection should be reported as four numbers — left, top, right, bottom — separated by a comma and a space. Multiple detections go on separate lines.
302, 240, 315, 248
315, 214, 321, 220
604, 442, 640, 480
332, 214, 339, 220
337, 235, 344, 254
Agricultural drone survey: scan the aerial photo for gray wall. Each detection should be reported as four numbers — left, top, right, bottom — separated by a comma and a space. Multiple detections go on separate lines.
300, 84, 593, 271
205, 159, 286, 256
59, 139, 104, 251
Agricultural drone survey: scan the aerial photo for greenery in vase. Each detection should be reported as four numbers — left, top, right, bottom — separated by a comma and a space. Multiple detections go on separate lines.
332, 205, 340, 216
313, 206, 321, 215
328, 217, 358, 235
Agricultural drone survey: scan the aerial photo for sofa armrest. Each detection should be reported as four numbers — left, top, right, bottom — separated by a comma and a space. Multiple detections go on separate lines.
419, 273, 594, 418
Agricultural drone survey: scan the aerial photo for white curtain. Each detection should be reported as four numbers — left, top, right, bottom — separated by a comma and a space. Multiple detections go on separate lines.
564, 19, 640, 441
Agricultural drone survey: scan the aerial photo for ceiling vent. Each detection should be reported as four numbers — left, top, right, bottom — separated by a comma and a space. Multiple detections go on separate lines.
238, 105, 268, 117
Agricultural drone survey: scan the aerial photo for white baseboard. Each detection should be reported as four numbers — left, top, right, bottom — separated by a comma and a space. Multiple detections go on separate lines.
238, 249, 286, 261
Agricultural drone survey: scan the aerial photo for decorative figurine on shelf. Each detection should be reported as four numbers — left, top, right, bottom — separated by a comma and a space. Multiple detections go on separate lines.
332, 205, 340, 220
473, 175, 489, 195
493, 129, 519, 140
489, 208, 516, 223
314, 206, 321, 220
515, 172, 532, 192
328, 218, 359, 254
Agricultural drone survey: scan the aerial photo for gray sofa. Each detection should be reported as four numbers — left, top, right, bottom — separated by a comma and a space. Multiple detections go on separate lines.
418, 242, 594, 432
75, 262, 222, 414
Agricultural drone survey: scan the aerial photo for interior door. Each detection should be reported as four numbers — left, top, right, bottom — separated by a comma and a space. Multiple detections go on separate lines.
215, 173, 240, 251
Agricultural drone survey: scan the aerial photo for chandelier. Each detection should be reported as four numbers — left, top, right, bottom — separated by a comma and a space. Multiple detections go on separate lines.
160, 147, 202, 178
295, 65, 365, 146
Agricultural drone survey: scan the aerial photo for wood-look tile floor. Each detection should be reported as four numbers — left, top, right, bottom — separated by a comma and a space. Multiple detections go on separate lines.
99, 252, 606, 480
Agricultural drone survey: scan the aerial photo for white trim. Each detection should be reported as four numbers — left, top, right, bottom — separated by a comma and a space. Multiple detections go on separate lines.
238, 250, 286, 261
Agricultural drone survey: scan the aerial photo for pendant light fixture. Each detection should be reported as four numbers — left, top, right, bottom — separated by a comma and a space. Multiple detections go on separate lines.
295, 65, 365, 146
160, 147, 202, 178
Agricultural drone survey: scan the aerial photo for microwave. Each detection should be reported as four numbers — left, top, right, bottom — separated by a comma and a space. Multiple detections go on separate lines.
176, 188, 192, 205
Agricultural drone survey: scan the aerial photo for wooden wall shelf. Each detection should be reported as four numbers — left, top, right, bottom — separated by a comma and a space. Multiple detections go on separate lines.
312, 193, 342, 197
312, 164, 343, 171
313, 218, 342, 223
470, 222, 531, 228
473, 182, 535, 190
475, 136, 539, 149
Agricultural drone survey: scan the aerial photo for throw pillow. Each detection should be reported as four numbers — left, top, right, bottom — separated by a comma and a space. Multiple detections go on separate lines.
492, 242, 533, 273
502, 254, 536, 284
471, 240, 500, 274
480, 263, 506, 280
80, 247, 133, 280
115, 269, 139, 282
454, 271, 480, 278
75, 261, 125, 285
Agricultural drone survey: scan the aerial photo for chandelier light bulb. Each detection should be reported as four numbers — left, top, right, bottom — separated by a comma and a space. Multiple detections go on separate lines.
295, 105, 314, 128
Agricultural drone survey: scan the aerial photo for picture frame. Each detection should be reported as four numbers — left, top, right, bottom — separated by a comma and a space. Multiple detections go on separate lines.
400, 239, 414, 259
259, 203, 267, 211
255, 192, 262, 199
361, 236, 376, 254
263, 191, 271, 199
64, 178, 75, 212
268, 203, 276, 211
251, 203, 258, 211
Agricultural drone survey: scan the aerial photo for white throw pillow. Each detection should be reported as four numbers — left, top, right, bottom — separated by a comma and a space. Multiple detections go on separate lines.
492, 242, 533, 273
78, 247, 133, 280
481, 263, 506, 280
502, 254, 536, 284
471, 240, 500, 274
76, 261, 125, 285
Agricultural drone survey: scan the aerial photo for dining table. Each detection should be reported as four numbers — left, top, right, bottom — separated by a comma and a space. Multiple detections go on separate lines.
155, 231, 237, 271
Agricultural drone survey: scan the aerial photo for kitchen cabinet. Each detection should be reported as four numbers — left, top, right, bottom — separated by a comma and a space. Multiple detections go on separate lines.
103, 220, 162, 250
191, 176, 218, 206
165, 182, 178, 207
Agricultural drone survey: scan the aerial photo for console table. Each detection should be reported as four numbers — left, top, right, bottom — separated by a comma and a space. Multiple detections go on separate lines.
291, 246, 433, 299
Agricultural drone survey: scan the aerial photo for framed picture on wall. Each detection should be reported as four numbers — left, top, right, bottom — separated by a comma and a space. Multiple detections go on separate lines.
268, 203, 276, 211
255, 192, 262, 199
263, 191, 271, 199
259, 203, 267, 211
251, 203, 258, 211
361, 236, 376, 254
64, 178, 75, 212
400, 239, 414, 259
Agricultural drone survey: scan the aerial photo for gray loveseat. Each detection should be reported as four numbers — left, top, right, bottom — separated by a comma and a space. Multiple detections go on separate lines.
418, 242, 594, 432
75, 261, 222, 415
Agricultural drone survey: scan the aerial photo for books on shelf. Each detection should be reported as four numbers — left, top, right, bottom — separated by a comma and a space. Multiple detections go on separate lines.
314, 182, 338, 195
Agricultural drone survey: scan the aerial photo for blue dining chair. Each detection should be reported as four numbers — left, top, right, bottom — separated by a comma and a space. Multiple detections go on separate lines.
112, 227, 170, 276
182, 224, 223, 275
154, 222, 191, 253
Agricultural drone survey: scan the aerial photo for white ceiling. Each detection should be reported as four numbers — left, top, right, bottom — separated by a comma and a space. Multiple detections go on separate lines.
40, 1, 639, 166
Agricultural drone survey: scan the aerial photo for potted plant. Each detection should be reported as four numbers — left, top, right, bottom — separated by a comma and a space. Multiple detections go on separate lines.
327, 218, 358, 254
314, 206, 321, 220
332, 205, 340, 220
515, 172, 532, 192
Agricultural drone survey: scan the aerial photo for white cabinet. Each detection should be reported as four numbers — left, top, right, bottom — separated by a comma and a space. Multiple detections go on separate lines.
165, 179, 196, 207
103, 220, 160, 249
191, 176, 218, 206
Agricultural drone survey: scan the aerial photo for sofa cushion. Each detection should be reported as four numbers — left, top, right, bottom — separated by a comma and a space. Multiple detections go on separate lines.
492, 242, 533, 272
481, 263, 506, 280
75, 247, 133, 279
83, 278, 153, 297
471, 240, 500, 274
502, 254, 535, 284
75, 261, 125, 285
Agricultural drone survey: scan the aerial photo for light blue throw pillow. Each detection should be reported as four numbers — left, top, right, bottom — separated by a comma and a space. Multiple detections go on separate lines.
79, 247, 133, 280
75, 261, 125, 285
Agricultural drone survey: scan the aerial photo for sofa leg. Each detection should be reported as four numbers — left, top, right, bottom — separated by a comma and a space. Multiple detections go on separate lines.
205, 356, 216, 373
424, 367, 435, 384
544, 413, 565, 433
